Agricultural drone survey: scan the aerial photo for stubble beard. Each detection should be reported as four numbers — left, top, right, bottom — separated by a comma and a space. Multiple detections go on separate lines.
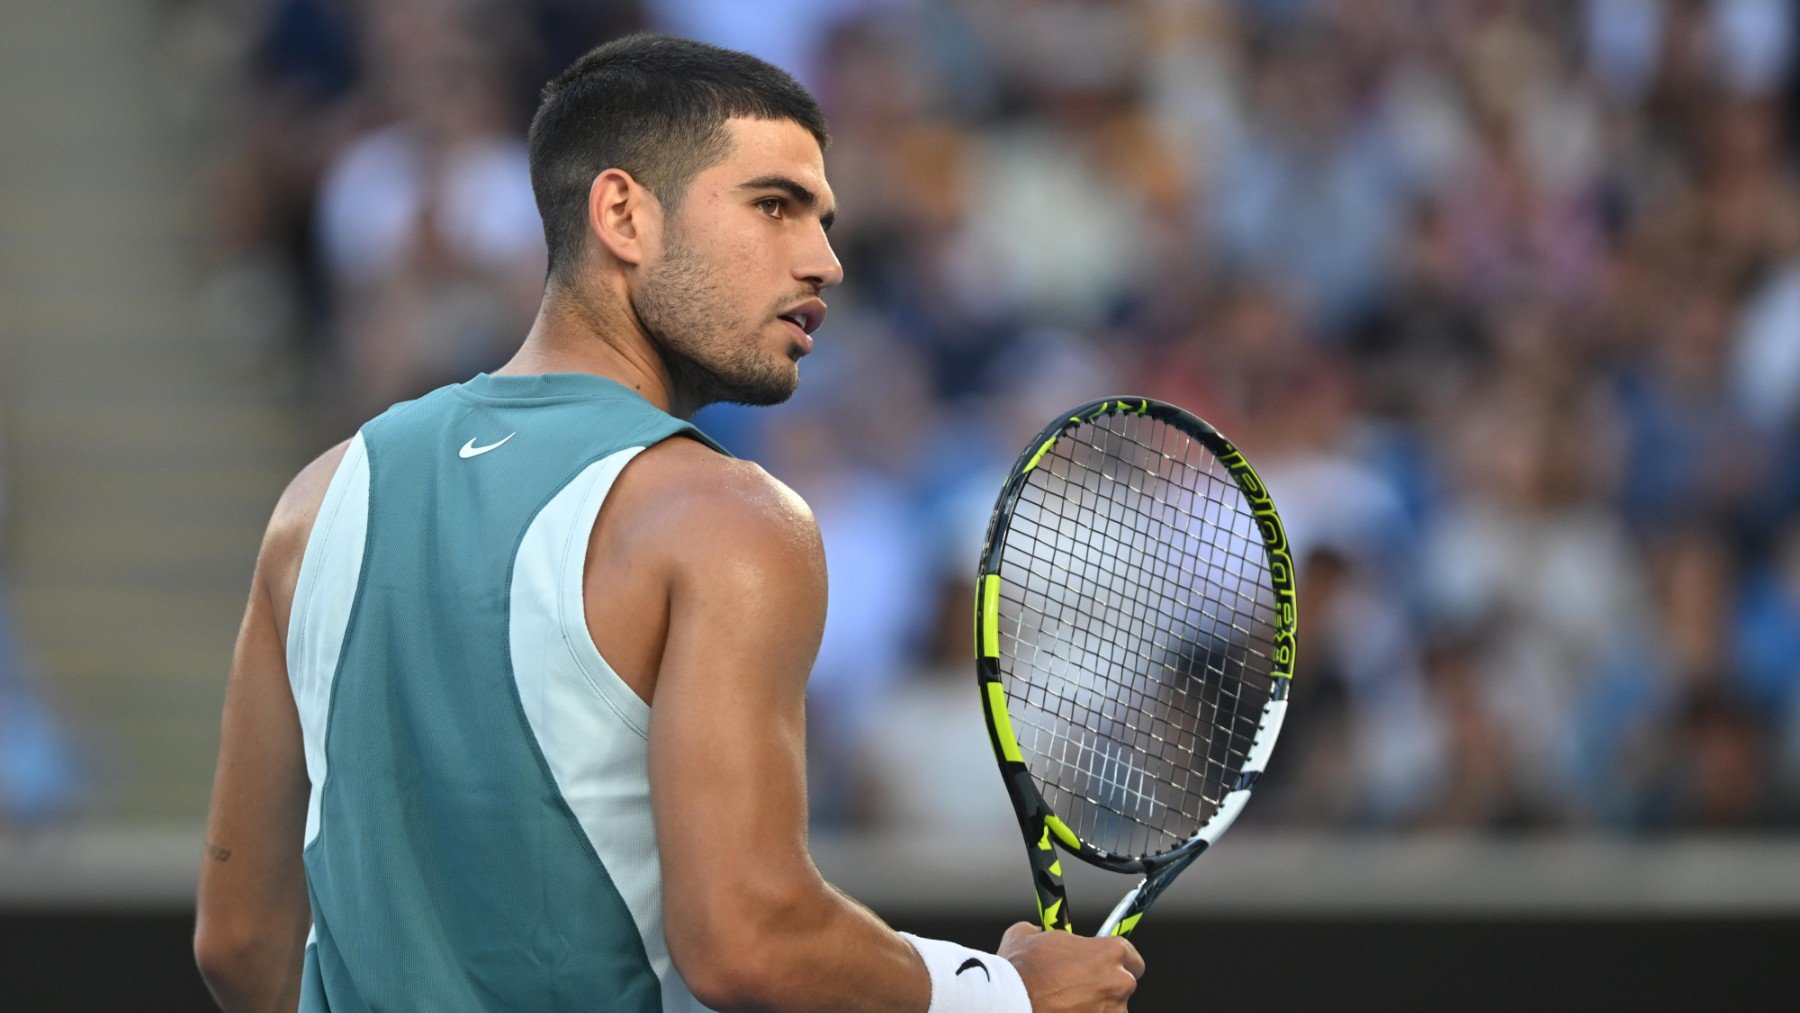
632, 228, 799, 409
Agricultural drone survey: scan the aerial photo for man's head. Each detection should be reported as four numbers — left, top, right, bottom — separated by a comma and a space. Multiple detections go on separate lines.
528, 34, 841, 408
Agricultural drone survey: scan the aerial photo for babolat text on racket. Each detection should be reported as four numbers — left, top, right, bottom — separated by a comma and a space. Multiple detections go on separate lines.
975, 397, 1297, 938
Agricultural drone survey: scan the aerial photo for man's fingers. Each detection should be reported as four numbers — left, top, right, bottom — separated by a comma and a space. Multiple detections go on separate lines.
1115, 965, 1141, 997
1115, 937, 1145, 980
1000, 921, 1042, 949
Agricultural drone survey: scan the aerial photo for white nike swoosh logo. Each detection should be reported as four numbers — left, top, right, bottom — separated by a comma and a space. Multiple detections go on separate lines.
458, 433, 516, 459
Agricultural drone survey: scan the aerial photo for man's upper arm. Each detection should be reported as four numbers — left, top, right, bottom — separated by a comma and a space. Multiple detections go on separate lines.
633, 449, 832, 975
196, 441, 347, 997
634, 447, 933, 1011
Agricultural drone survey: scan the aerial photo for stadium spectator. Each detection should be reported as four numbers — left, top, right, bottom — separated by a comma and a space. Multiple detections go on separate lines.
314, 4, 544, 418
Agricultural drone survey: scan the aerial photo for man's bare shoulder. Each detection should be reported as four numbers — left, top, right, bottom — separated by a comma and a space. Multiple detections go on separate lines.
608, 435, 821, 573
261, 439, 353, 612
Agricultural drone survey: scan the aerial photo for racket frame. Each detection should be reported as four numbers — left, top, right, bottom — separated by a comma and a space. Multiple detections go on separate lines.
974, 397, 1297, 937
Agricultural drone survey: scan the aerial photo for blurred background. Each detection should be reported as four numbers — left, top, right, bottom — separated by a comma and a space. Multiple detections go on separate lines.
3, 0, 1798, 1006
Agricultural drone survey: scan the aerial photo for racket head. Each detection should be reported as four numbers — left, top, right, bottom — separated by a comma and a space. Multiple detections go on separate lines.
976, 398, 1296, 900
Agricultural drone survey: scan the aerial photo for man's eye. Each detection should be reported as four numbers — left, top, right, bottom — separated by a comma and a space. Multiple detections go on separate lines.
756, 198, 785, 217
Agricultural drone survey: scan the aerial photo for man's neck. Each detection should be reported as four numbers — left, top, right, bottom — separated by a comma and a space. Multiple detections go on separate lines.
495, 284, 695, 419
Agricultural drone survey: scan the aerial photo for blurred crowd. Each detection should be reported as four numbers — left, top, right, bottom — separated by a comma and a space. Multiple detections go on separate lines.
186, 0, 1800, 835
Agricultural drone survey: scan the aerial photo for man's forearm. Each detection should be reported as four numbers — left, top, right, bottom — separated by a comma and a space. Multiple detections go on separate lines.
681, 879, 931, 1012
773, 885, 931, 1011
196, 931, 305, 1013
194, 893, 309, 1013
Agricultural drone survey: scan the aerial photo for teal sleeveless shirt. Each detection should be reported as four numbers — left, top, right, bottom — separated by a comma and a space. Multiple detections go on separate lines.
285, 373, 724, 1011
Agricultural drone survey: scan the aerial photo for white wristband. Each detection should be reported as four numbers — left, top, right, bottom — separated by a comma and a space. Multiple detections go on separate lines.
900, 932, 1032, 1013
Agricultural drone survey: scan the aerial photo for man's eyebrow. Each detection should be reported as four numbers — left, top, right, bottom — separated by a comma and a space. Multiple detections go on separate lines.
741, 174, 838, 232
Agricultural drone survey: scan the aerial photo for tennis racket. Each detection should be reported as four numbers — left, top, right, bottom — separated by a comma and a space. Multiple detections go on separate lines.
975, 396, 1297, 938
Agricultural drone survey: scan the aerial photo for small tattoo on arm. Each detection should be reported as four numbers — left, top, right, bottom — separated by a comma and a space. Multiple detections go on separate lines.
204, 841, 232, 862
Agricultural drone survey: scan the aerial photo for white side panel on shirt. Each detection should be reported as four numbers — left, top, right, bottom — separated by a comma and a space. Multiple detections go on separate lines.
285, 432, 371, 851
509, 446, 714, 1013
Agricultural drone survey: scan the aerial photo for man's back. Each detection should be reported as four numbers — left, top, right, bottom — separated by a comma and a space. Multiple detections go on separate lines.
289, 372, 721, 1011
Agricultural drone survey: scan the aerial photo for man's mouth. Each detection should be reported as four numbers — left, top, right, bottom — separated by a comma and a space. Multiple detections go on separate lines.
776, 298, 826, 355
776, 299, 826, 336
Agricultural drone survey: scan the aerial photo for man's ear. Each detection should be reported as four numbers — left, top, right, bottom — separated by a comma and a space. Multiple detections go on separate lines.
587, 167, 663, 268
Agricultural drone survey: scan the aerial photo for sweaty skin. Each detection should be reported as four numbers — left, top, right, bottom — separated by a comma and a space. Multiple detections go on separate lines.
195, 116, 1143, 1012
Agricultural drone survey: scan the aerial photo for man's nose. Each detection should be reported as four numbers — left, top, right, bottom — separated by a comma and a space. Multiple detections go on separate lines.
796, 229, 844, 290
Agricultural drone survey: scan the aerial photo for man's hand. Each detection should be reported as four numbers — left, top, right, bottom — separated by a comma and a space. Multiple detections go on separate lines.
999, 922, 1144, 1012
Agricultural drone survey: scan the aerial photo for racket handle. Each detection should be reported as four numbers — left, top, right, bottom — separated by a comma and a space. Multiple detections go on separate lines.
1097, 880, 1146, 937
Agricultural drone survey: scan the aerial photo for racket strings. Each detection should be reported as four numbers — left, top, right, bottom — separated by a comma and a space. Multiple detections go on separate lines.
995, 412, 1279, 858
1002, 526, 1255, 767
1018, 431, 1274, 657
1018, 422, 1271, 734
1003, 487, 1262, 845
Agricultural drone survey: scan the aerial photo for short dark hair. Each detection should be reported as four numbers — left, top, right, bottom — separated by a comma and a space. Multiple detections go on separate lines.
527, 33, 830, 281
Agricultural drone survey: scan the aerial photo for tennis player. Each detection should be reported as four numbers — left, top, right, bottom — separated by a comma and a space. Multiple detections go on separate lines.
195, 33, 1141, 1012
